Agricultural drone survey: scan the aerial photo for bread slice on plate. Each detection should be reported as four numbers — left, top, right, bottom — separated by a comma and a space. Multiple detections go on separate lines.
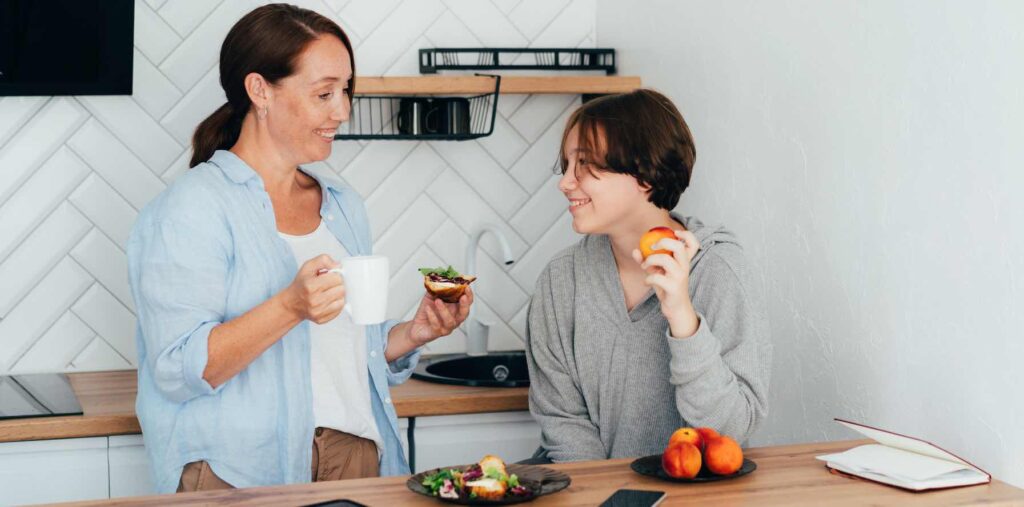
479, 454, 508, 477
465, 478, 507, 500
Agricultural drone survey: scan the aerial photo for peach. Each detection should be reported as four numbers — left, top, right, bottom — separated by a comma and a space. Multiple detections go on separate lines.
668, 427, 702, 450
704, 436, 744, 475
695, 427, 719, 450
639, 227, 675, 260
662, 442, 702, 479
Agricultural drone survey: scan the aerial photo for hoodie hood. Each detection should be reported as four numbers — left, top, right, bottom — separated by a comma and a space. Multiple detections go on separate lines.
672, 213, 741, 267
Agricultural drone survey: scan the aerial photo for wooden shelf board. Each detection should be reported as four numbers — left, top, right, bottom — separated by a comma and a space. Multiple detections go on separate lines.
355, 75, 641, 95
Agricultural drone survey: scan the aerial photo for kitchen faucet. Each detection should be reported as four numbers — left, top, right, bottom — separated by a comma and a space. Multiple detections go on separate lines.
464, 224, 515, 356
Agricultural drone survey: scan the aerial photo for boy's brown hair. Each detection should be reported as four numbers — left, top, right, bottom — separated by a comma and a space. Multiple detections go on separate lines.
558, 89, 696, 210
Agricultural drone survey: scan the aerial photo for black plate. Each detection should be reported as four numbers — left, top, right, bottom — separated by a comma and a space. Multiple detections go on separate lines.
407, 463, 571, 505
630, 454, 757, 483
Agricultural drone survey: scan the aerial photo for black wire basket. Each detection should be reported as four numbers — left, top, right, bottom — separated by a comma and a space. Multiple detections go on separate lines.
334, 74, 500, 141
420, 48, 616, 75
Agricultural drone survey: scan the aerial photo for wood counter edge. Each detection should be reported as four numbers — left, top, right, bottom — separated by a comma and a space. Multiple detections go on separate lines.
0, 379, 528, 443
0, 414, 142, 443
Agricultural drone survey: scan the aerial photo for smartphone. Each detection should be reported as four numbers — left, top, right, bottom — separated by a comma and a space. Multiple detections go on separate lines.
599, 488, 667, 507
300, 500, 368, 507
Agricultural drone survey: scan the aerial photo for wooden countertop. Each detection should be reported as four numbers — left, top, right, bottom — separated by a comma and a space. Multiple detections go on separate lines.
356, 75, 641, 95
54, 439, 1024, 506
0, 370, 527, 443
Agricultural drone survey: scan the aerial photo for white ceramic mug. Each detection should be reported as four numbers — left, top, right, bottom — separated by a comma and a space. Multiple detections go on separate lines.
323, 255, 389, 325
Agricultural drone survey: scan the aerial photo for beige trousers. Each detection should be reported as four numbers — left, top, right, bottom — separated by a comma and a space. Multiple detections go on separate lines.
177, 428, 379, 492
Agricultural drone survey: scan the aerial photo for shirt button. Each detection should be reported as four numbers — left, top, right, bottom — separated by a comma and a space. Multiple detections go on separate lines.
385, 397, 392, 404
326, 214, 335, 221
369, 350, 377, 358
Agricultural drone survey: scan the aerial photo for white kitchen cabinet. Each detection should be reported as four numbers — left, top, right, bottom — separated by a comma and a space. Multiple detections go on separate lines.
411, 411, 540, 473
108, 435, 156, 498
0, 437, 108, 506
0, 412, 531, 504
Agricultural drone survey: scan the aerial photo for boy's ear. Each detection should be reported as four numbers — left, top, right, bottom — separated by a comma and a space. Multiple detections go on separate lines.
636, 178, 653, 194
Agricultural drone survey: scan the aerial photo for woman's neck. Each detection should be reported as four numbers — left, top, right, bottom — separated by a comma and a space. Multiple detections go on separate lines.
230, 117, 300, 196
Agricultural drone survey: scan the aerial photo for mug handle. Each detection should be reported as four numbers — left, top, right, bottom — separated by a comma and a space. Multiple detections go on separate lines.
424, 105, 439, 134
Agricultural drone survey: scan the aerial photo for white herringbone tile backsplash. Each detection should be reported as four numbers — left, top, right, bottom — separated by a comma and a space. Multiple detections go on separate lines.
0, 0, 596, 374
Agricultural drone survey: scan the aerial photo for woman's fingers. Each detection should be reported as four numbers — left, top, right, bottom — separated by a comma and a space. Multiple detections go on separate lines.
303, 254, 339, 278
305, 268, 343, 295
455, 294, 472, 323
315, 296, 346, 324
315, 284, 345, 308
433, 298, 458, 330
423, 302, 444, 334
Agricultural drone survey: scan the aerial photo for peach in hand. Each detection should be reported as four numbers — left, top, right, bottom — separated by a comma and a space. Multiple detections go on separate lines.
704, 436, 744, 475
662, 442, 702, 479
639, 227, 676, 260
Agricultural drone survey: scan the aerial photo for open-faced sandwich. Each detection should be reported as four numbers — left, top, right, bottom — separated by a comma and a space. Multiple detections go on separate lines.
419, 265, 476, 304
421, 454, 531, 501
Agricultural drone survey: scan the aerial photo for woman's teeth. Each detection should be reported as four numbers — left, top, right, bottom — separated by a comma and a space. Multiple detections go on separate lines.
570, 198, 591, 208
315, 128, 335, 139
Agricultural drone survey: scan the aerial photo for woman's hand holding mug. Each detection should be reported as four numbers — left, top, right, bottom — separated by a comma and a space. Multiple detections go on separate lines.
282, 255, 346, 324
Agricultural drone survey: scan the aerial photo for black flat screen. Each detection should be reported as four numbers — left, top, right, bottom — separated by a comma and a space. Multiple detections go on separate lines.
0, 0, 134, 96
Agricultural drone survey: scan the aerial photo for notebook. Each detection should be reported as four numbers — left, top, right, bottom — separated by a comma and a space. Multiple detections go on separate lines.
815, 418, 991, 492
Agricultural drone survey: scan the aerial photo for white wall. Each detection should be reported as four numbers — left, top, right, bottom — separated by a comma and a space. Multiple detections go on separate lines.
0, 0, 598, 375
598, 0, 1024, 487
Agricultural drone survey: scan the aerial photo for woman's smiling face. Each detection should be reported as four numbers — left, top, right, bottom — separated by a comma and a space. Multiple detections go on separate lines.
267, 35, 352, 164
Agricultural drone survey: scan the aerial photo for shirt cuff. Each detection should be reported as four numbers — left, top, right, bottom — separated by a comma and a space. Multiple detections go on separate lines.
381, 319, 420, 385
182, 321, 222, 397
665, 312, 721, 383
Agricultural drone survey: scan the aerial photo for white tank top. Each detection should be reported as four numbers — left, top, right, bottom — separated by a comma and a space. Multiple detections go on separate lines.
278, 220, 382, 453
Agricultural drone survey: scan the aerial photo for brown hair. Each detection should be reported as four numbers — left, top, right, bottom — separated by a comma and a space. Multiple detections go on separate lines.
189, 4, 355, 168
558, 89, 696, 210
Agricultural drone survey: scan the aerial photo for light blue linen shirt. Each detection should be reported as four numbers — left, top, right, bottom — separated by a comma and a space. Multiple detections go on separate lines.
127, 150, 420, 493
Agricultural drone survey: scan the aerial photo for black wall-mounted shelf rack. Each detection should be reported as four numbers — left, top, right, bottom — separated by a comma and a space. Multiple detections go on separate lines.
334, 74, 501, 141
419, 48, 616, 75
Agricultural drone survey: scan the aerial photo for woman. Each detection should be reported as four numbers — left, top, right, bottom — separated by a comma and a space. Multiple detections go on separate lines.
524, 89, 771, 463
127, 4, 472, 493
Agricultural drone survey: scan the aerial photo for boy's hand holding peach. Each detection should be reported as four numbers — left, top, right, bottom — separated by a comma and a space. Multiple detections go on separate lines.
632, 227, 702, 338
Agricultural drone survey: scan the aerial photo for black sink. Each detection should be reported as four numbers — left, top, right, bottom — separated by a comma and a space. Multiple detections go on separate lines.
412, 352, 529, 387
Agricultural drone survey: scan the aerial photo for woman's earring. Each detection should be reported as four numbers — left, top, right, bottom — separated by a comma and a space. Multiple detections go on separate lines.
258, 106, 268, 119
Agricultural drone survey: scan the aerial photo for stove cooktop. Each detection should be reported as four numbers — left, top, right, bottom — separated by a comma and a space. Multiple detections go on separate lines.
0, 374, 83, 420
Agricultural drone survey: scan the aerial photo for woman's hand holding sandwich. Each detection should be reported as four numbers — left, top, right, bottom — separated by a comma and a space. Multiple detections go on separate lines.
407, 288, 474, 346
384, 269, 475, 361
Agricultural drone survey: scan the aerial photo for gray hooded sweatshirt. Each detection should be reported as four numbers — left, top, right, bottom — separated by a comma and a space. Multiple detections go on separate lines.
525, 215, 772, 462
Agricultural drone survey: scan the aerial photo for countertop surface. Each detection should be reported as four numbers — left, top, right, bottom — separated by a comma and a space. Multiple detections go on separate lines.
54, 439, 1024, 506
0, 370, 528, 443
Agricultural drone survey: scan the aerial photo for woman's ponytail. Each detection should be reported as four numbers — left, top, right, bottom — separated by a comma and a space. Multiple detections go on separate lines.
189, 102, 243, 168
